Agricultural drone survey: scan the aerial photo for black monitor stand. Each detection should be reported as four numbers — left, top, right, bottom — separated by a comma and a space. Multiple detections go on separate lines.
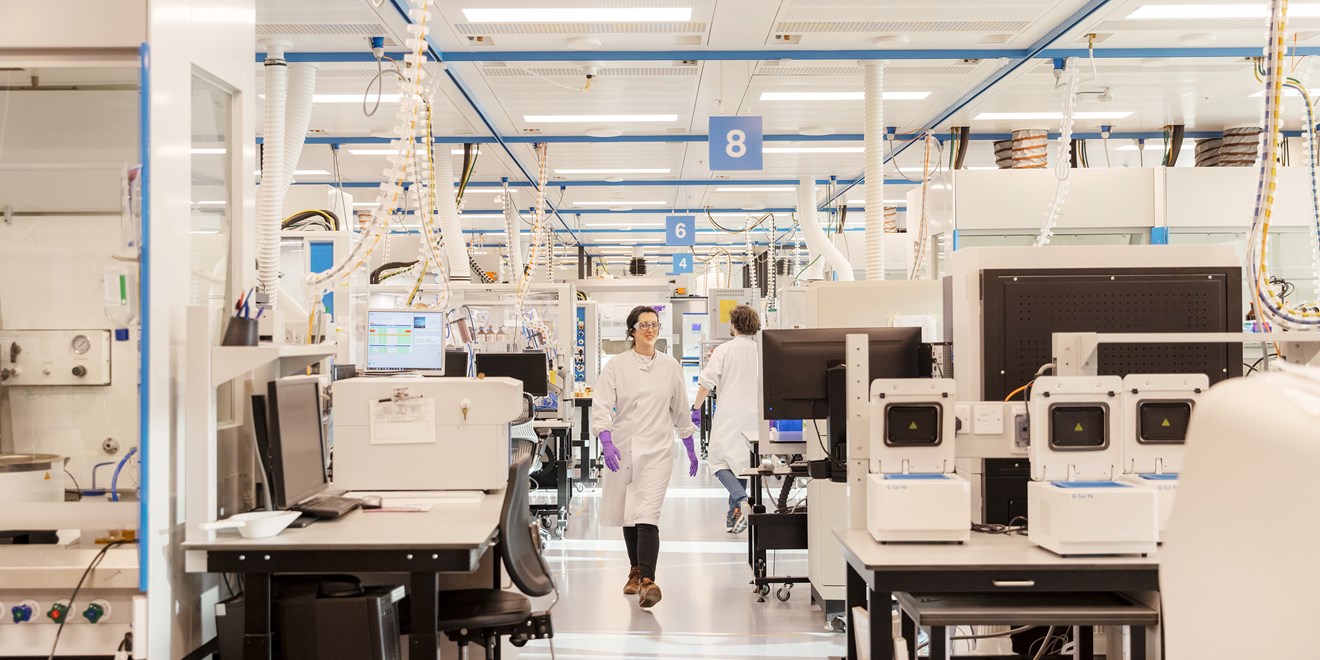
807, 365, 852, 483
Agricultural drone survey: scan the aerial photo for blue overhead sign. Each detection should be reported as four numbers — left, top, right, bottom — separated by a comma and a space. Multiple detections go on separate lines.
665, 215, 696, 246
672, 253, 693, 274
709, 115, 763, 171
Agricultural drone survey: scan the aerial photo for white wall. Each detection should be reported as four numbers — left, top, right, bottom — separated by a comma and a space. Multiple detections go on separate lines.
146, 0, 256, 656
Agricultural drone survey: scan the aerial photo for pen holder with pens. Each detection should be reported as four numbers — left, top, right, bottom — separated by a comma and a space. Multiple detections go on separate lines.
221, 317, 259, 346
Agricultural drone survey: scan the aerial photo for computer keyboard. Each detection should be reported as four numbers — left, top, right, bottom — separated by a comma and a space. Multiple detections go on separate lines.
293, 495, 362, 519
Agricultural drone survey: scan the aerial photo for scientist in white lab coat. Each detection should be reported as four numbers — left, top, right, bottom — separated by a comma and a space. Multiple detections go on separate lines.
591, 305, 698, 609
691, 304, 761, 533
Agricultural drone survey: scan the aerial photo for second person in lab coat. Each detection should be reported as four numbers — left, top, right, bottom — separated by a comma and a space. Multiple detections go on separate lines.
691, 305, 761, 533
591, 305, 698, 609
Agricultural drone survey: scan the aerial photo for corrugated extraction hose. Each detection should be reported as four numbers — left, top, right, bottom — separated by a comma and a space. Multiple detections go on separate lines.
435, 148, 470, 282
257, 43, 288, 301
863, 61, 886, 281
797, 177, 854, 281
277, 64, 317, 206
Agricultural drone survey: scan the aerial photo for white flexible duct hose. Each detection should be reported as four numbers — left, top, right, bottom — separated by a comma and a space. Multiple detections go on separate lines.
863, 61, 886, 281
502, 188, 523, 283
257, 44, 288, 301
277, 64, 317, 205
434, 150, 470, 282
797, 176, 854, 281
1035, 69, 1080, 247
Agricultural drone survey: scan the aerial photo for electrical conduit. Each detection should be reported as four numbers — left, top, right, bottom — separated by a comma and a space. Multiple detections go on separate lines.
257, 42, 288, 301
797, 176, 854, 281
435, 146, 470, 282
863, 61, 886, 281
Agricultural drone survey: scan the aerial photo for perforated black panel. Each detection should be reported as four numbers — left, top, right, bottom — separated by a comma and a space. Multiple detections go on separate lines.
981, 268, 1242, 401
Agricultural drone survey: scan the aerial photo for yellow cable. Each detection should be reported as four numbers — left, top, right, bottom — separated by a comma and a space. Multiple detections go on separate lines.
1004, 382, 1032, 402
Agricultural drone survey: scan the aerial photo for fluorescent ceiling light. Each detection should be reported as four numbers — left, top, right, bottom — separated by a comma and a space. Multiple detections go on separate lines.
524, 114, 678, 123
191, 148, 227, 155
555, 168, 671, 175
759, 91, 930, 101
451, 148, 482, 154
192, 201, 226, 206
463, 7, 692, 23
573, 200, 668, 206
763, 147, 864, 154
714, 187, 794, 193
847, 199, 909, 204
254, 169, 328, 176
973, 111, 1133, 120
1126, 4, 1320, 19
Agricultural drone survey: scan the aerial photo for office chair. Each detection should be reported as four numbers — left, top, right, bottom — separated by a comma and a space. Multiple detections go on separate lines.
1160, 372, 1320, 659
435, 455, 557, 659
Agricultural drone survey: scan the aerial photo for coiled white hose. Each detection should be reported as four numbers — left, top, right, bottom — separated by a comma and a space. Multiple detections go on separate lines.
1035, 68, 1080, 247
279, 64, 317, 204
257, 44, 288, 300
502, 187, 522, 283
863, 61, 886, 281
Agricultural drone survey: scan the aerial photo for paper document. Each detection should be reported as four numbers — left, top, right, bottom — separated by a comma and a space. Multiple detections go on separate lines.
369, 397, 435, 445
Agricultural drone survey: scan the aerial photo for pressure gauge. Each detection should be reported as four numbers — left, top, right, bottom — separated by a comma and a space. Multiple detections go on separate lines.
71, 335, 92, 355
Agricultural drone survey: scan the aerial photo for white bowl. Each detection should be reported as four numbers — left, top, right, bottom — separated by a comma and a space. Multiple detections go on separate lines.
200, 510, 301, 538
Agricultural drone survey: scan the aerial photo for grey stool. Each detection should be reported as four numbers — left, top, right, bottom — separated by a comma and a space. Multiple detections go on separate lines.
895, 591, 1158, 660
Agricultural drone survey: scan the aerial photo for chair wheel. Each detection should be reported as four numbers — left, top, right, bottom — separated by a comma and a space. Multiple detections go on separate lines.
758, 584, 770, 597
511, 638, 528, 648
776, 586, 791, 602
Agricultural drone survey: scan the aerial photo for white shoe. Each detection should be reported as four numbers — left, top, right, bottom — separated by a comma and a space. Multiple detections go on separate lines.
731, 500, 751, 534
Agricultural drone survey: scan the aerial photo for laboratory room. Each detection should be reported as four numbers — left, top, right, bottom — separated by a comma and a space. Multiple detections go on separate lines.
5, 1, 1320, 659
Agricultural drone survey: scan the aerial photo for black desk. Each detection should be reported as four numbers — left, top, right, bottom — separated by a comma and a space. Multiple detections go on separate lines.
186, 497, 502, 660
835, 529, 1160, 660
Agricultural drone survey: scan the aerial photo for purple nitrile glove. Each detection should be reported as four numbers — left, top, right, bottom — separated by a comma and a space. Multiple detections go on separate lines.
599, 430, 621, 472
691, 407, 702, 427
682, 436, 698, 477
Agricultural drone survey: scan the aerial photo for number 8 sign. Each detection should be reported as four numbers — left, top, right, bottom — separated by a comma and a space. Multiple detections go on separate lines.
709, 116, 763, 171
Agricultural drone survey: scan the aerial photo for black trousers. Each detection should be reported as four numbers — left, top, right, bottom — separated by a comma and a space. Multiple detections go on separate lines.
622, 523, 659, 580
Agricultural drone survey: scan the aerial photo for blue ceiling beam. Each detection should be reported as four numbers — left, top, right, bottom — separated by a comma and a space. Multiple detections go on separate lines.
292, 178, 920, 188
260, 46, 1320, 65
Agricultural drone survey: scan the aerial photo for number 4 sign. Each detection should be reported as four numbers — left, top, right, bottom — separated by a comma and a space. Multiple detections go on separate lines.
709, 116, 763, 171
672, 253, 693, 274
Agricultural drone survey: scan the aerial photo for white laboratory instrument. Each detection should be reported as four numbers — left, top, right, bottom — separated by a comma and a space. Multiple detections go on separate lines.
707, 288, 759, 338
1027, 376, 1158, 556
866, 378, 969, 543
1118, 373, 1206, 542
331, 376, 523, 492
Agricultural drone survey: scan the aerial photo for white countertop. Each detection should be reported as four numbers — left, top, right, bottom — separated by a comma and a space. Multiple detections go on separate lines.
0, 547, 139, 590
184, 492, 503, 552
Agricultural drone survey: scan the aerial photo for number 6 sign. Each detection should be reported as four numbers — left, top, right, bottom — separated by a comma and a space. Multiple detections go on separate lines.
709, 116, 763, 171
666, 215, 696, 246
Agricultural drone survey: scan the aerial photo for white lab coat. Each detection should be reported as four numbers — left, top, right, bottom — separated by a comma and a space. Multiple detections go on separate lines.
697, 334, 759, 474
591, 349, 697, 527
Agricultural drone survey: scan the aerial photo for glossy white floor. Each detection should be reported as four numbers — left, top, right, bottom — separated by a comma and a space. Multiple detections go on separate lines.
508, 445, 845, 659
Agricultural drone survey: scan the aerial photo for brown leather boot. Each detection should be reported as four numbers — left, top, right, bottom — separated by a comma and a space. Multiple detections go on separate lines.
638, 578, 662, 608
623, 566, 641, 595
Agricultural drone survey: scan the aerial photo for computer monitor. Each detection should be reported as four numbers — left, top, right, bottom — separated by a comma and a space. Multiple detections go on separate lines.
762, 327, 928, 420
444, 351, 470, 377
364, 309, 447, 374
475, 352, 550, 396
978, 266, 1242, 401
265, 376, 329, 509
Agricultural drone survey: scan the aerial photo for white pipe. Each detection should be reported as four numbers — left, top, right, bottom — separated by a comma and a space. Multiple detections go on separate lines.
276, 63, 318, 206
797, 176, 854, 281
863, 61, 886, 281
256, 43, 288, 299
503, 191, 523, 283
435, 149, 471, 282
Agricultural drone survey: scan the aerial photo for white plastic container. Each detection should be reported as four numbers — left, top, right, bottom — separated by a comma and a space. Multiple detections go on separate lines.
0, 454, 65, 502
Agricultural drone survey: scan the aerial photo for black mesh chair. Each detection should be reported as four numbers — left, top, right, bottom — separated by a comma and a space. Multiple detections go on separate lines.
435, 455, 557, 659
